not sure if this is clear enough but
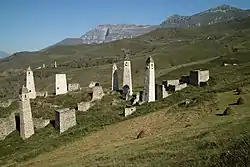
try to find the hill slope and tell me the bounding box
[0,51,9,59]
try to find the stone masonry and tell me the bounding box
[189,70,210,86]
[123,55,133,96]
[155,84,169,100]
[77,101,93,112]
[124,106,136,117]
[19,86,35,140]
[169,83,187,91]
[143,56,155,102]
[0,112,16,140]
[91,86,104,101]
[112,63,119,91]
[55,108,76,133]
[26,67,36,99]
[68,83,80,92]
[55,74,68,95]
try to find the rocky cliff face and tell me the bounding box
[161,5,250,28]
[55,24,157,46]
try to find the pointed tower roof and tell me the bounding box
[19,85,29,94]
[27,66,32,71]
[113,63,117,69]
[146,56,154,64]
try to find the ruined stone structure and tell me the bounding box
[111,63,119,91]
[91,86,104,101]
[19,86,35,140]
[36,91,48,98]
[68,83,80,92]
[89,81,98,88]
[55,108,76,133]
[26,67,36,99]
[189,70,210,86]
[33,118,50,130]
[123,55,133,95]
[77,101,93,112]
[54,61,57,68]
[163,79,180,86]
[155,84,169,100]
[42,64,46,68]
[55,74,68,95]
[124,106,136,117]
[169,83,187,91]
[132,92,140,105]
[143,56,155,102]
[0,113,16,140]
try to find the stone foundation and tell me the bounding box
[68,83,80,92]
[169,83,187,91]
[124,106,136,117]
[0,113,16,140]
[55,108,76,133]
[77,101,93,112]
[91,86,104,101]
[33,118,50,130]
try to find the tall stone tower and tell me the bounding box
[55,74,68,95]
[143,56,155,102]
[112,63,119,91]
[19,86,35,140]
[122,54,133,95]
[26,66,36,99]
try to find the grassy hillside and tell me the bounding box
[0,17,250,167]
[0,17,250,99]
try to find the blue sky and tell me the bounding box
[0,0,250,54]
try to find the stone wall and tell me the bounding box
[77,101,93,112]
[0,113,16,140]
[68,83,80,92]
[55,108,76,133]
[91,86,104,101]
[163,79,180,86]
[169,83,187,91]
[124,106,136,117]
[36,91,48,98]
[155,84,169,100]
[189,70,209,86]
[33,118,50,130]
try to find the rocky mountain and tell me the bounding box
[161,4,250,28]
[54,24,157,46]
[0,51,9,59]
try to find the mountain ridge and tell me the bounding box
[0,51,9,59]
[161,4,250,28]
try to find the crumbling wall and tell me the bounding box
[169,83,187,91]
[91,86,104,101]
[33,118,50,130]
[55,108,76,133]
[36,91,48,98]
[68,83,80,92]
[155,84,169,100]
[124,106,136,117]
[0,113,16,140]
[77,101,93,112]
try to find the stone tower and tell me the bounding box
[112,63,119,91]
[143,56,155,102]
[55,74,68,95]
[26,66,36,99]
[122,54,133,95]
[19,86,34,140]
[54,61,57,68]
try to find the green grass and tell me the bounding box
[0,17,250,166]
